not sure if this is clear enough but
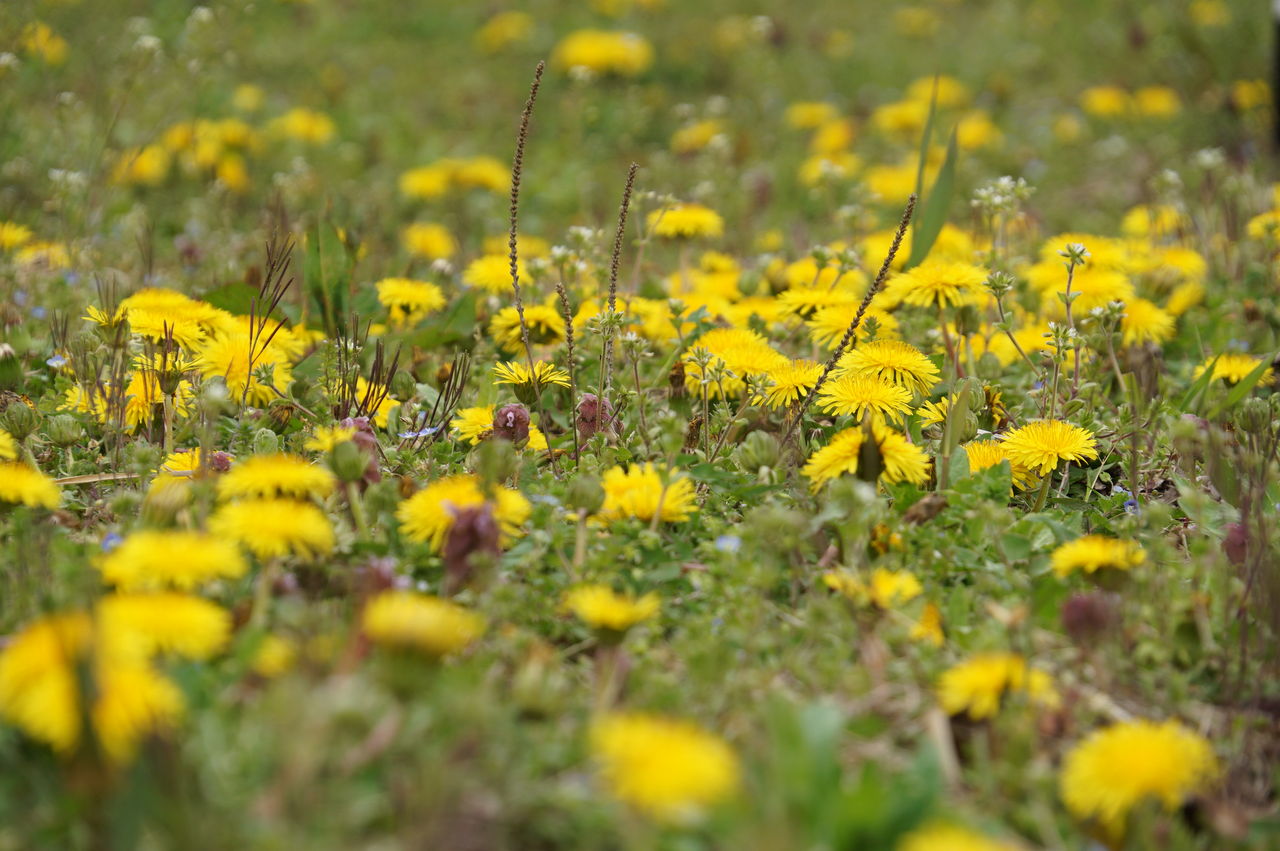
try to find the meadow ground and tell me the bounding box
[0,1,1279,848]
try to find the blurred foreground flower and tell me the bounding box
[362,591,484,658]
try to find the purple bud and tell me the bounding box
[1061,592,1116,645]
[442,503,501,594]
[576,393,618,443]
[492,403,531,447]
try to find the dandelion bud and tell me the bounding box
[576,393,618,443]
[492,403,531,448]
[338,416,381,486]
[46,413,83,447]
[565,474,605,514]
[208,451,233,473]
[734,430,780,472]
[0,399,39,441]
[1223,522,1247,567]
[389,369,416,401]
[1061,592,1116,645]
[330,439,372,484]
[668,361,687,399]
[1234,397,1272,435]
[251,427,279,456]
[442,503,501,594]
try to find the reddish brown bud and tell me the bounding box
[576,393,618,443]
[1061,592,1116,645]
[442,503,501,594]
[492,403,531,447]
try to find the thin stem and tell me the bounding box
[1032,469,1053,512]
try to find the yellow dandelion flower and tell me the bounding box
[21,22,68,65]
[0,461,60,509]
[1119,298,1175,347]
[195,325,294,406]
[590,713,739,824]
[0,222,35,252]
[0,430,17,460]
[823,567,922,609]
[250,634,297,678]
[464,254,529,295]
[909,602,945,647]
[898,822,1019,851]
[1051,535,1146,578]
[807,304,899,347]
[1164,281,1204,317]
[268,107,336,144]
[1060,719,1219,839]
[883,261,988,309]
[1134,86,1181,118]
[396,473,531,551]
[784,101,840,130]
[15,240,70,269]
[216,453,334,502]
[452,405,497,444]
[798,152,863,186]
[563,586,660,632]
[810,117,856,154]
[0,612,92,754]
[91,663,184,765]
[683,328,788,399]
[1194,352,1275,386]
[906,75,971,108]
[671,119,725,155]
[757,359,823,410]
[838,340,941,396]
[476,10,535,53]
[938,652,1059,720]
[489,304,564,353]
[998,420,1098,475]
[803,425,931,491]
[956,110,1003,150]
[492,360,571,389]
[99,593,231,661]
[401,222,457,259]
[375,277,446,326]
[1080,85,1132,117]
[777,284,859,318]
[209,498,335,560]
[111,145,171,186]
[399,162,452,199]
[647,204,724,240]
[817,374,913,423]
[962,440,1037,491]
[305,424,357,452]
[551,29,654,77]
[599,464,697,524]
[1190,0,1231,27]
[871,99,929,137]
[362,591,484,657]
[97,529,248,591]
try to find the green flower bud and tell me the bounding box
[1235,397,1272,435]
[47,414,84,447]
[389,369,416,401]
[330,439,372,484]
[734,430,780,472]
[0,400,39,441]
[565,474,605,514]
[474,438,518,489]
[252,427,279,455]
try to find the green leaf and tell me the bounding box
[913,76,940,200]
[1177,353,1219,413]
[1206,353,1275,420]
[904,127,959,270]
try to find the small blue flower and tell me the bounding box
[398,426,440,439]
[530,493,561,507]
[46,354,68,369]
[101,532,124,553]
[1032,380,1044,390]
[30,306,46,320]
[13,290,27,307]
[1123,499,1139,514]
[714,534,741,553]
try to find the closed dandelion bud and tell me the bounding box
[512,381,539,407]
[475,438,518,488]
[735,430,780,471]
[442,503,501,593]
[954,304,981,337]
[0,400,39,441]
[668,361,687,399]
[47,413,83,447]
[252,427,279,456]
[339,416,382,486]
[511,643,567,719]
[576,393,618,443]
[1061,592,1116,645]
[1235,397,1271,435]
[565,473,605,514]
[330,439,372,484]
[856,421,885,484]
[492,403,531,448]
